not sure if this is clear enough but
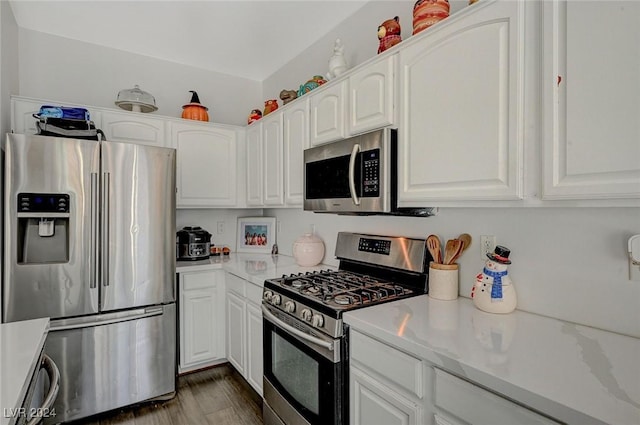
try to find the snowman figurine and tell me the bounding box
[471,245,517,314]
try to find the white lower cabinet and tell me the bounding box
[178,269,226,373]
[350,330,560,425]
[351,367,423,425]
[225,272,263,396]
[350,330,427,425]
[433,368,560,425]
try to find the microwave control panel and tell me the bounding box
[362,149,380,197]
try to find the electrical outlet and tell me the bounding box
[480,235,496,260]
[217,221,224,234]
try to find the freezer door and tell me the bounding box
[3,134,100,322]
[43,304,177,424]
[100,142,176,311]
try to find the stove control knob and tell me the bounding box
[311,314,324,328]
[284,300,296,313]
[301,309,312,322]
[271,294,282,306]
[263,291,273,302]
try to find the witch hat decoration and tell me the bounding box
[189,90,201,104]
[182,90,209,121]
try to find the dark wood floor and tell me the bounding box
[72,364,263,425]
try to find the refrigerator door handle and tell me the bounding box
[90,172,99,289]
[101,172,110,287]
[50,307,164,331]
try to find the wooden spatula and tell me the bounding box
[458,233,472,254]
[443,239,464,265]
[426,234,442,264]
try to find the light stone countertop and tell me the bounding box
[1,318,50,425]
[343,295,640,425]
[176,253,334,286]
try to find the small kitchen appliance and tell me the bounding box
[176,226,211,260]
[262,232,432,425]
[303,128,436,217]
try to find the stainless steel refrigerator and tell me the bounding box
[3,133,177,424]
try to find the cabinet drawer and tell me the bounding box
[181,270,218,291]
[246,282,263,305]
[226,272,247,297]
[434,368,560,425]
[350,330,423,399]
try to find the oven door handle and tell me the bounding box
[348,143,361,206]
[262,305,334,351]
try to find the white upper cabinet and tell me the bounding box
[101,110,167,147]
[262,113,285,206]
[309,80,347,146]
[398,0,525,204]
[348,55,397,136]
[246,122,264,206]
[170,121,238,207]
[283,98,310,206]
[542,0,640,200]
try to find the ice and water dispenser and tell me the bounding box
[17,193,70,263]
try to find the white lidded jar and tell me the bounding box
[292,233,325,267]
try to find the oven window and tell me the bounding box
[272,332,320,414]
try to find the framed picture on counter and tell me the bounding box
[236,216,276,254]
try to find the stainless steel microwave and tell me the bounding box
[303,127,420,216]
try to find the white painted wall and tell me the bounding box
[261,0,468,101]
[177,208,264,253]
[266,207,640,338]
[17,29,262,127]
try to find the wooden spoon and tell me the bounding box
[443,238,464,265]
[426,234,442,264]
[458,233,472,254]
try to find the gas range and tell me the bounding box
[263,232,432,338]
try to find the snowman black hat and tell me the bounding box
[487,245,511,264]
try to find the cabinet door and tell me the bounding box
[246,302,264,396]
[246,123,263,206]
[283,99,309,206]
[398,1,524,203]
[101,111,167,147]
[226,291,246,375]
[171,121,237,207]
[542,1,640,200]
[309,81,347,146]
[180,270,226,371]
[262,113,285,206]
[351,366,423,425]
[349,55,396,136]
[11,96,103,135]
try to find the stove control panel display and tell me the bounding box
[358,238,391,255]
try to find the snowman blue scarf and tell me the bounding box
[483,267,508,300]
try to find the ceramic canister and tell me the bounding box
[428,261,459,300]
[292,233,325,267]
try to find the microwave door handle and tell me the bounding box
[348,143,361,206]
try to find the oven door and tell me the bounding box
[262,305,346,425]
